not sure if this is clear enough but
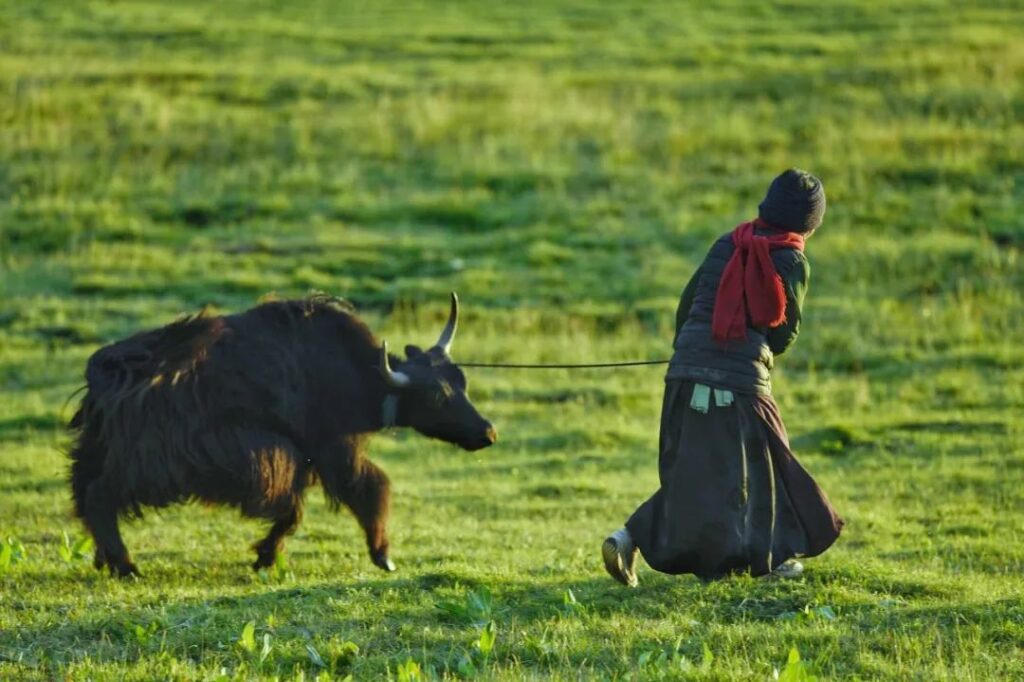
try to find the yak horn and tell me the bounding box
[434,292,459,355]
[380,341,412,388]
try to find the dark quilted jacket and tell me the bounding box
[666,230,809,395]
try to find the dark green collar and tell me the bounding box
[381,394,400,428]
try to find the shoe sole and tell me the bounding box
[602,539,638,587]
[770,561,804,579]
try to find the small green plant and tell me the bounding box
[0,537,28,574]
[237,620,257,655]
[57,531,93,564]
[131,620,162,649]
[475,621,497,660]
[455,621,498,678]
[259,632,273,665]
[436,586,498,625]
[525,629,556,661]
[303,638,360,676]
[637,638,713,673]
[560,588,585,617]
[236,620,272,666]
[774,647,818,682]
[700,643,714,672]
[334,641,360,668]
[395,658,424,682]
[306,643,327,669]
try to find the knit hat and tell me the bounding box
[758,168,826,233]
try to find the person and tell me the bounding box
[603,169,843,586]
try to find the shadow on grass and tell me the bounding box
[0,570,665,671]
[0,478,66,495]
[4,555,1021,675]
[0,415,65,442]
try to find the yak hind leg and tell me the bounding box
[70,426,111,571]
[242,436,307,569]
[335,459,394,572]
[83,478,139,578]
[252,505,303,571]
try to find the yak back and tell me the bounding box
[84,295,376,401]
[85,312,226,396]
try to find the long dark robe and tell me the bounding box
[626,380,843,580]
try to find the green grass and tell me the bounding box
[1,0,1023,679]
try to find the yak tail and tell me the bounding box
[68,400,106,520]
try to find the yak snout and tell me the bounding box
[468,421,498,451]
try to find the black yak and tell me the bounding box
[68,293,496,577]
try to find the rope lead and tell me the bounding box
[459,360,670,369]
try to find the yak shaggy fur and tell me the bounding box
[69,296,406,577]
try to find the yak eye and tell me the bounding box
[429,382,454,408]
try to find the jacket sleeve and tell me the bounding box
[675,267,702,334]
[766,254,810,355]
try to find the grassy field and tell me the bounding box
[2,0,1023,679]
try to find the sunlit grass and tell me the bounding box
[1,0,1023,679]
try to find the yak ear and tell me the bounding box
[405,344,424,359]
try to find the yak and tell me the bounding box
[68,292,496,577]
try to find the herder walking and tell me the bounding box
[603,169,843,586]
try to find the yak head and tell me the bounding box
[379,293,497,452]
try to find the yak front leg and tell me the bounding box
[347,460,394,571]
[320,450,394,572]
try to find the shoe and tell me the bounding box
[773,559,804,579]
[602,528,639,587]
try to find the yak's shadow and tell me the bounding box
[0,570,660,671]
[0,560,716,669]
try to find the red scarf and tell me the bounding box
[711,219,805,344]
